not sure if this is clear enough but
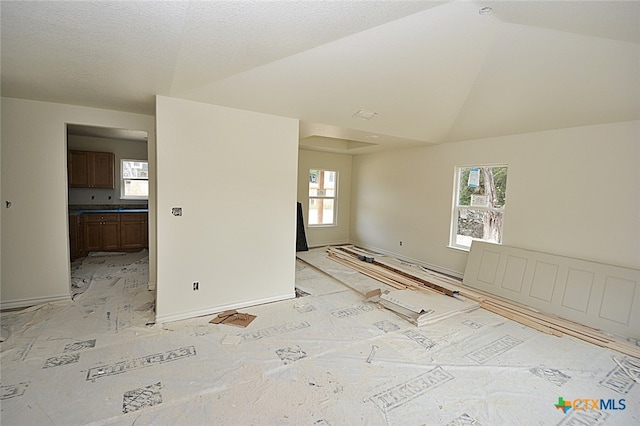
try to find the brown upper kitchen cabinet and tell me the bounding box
[68,150,115,189]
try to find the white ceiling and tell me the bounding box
[2,1,639,153]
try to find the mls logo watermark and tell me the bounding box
[555,396,626,414]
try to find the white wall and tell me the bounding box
[155,96,298,323]
[297,149,352,247]
[0,97,155,308]
[67,135,148,206]
[351,120,640,276]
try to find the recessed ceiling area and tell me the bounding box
[299,120,426,154]
[298,136,378,153]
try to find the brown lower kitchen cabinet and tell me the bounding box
[84,213,121,252]
[69,214,85,261]
[71,212,148,258]
[120,213,148,249]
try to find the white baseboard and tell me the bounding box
[1,293,71,311]
[155,292,296,325]
[348,241,464,280]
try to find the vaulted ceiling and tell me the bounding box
[2,1,639,153]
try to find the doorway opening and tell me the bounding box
[66,124,154,324]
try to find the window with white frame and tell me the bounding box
[450,165,508,250]
[308,169,337,226]
[121,159,148,200]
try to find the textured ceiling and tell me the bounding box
[2,1,639,153]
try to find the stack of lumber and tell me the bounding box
[327,246,459,296]
[327,246,640,359]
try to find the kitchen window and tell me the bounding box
[121,159,148,200]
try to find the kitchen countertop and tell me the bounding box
[70,208,148,215]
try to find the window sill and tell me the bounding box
[447,245,470,253]
[448,240,502,253]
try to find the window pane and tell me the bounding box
[124,179,149,197]
[320,199,335,224]
[456,208,503,247]
[322,171,336,189]
[458,166,507,208]
[308,198,335,225]
[123,160,148,179]
[308,198,319,225]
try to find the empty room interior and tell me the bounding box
[1,1,639,425]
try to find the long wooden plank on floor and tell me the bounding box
[330,250,452,294]
[325,245,640,359]
[332,246,458,296]
[481,298,609,341]
[481,300,609,343]
[480,301,563,337]
[454,284,626,348]
[483,298,640,358]
[329,250,412,289]
[327,252,407,290]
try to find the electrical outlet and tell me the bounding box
[172,207,183,216]
[400,241,403,246]
[193,282,199,291]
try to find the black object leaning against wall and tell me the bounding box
[296,202,308,252]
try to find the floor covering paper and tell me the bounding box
[1,248,638,425]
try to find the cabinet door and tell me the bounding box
[120,220,146,249]
[77,215,85,258]
[102,221,121,250]
[68,151,89,187]
[69,215,78,260]
[70,215,86,259]
[84,221,103,252]
[84,214,120,252]
[91,152,115,189]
